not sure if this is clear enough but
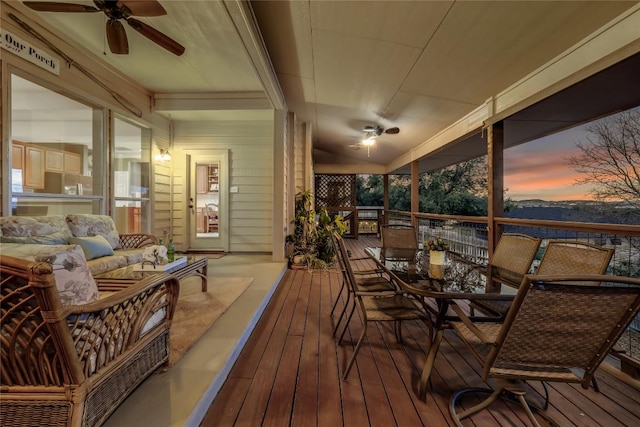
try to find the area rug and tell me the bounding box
[186,252,226,259]
[167,275,253,367]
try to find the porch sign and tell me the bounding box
[1,29,60,75]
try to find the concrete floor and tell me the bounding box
[103,254,287,427]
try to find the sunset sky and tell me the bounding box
[504,125,595,201]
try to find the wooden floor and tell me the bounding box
[202,236,640,426]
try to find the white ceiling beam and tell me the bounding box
[154,92,271,111]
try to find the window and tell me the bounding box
[113,117,150,233]
[10,74,104,216]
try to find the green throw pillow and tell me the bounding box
[70,235,114,260]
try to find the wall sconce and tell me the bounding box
[155,148,171,161]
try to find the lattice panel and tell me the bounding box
[315,175,356,208]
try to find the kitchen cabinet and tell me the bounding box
[24,145,45,189]
[45,149,82,174]
[12,144,24,170]
[196,208,206,233]
[64,152,82,175]
[196,164,219,194]
[45,149,64,173]
[196,165,208,194]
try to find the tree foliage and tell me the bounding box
[419,158,488,215]
[568,108,640,210]
[356,175,384,206]
[355,157,516,216]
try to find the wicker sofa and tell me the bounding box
[0,214,158,276]
[0,214,179,426]
[0,254,180,427]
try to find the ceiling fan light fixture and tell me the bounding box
[362,136,376,146]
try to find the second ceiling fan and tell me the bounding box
[362,125,400,136]
[23,0,185,56]
[349,124,400,157]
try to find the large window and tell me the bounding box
[10,74,104,216]
[113,117,150,233]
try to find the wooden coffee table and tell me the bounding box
[95,255,209,292]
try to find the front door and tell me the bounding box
[188,152,228,251]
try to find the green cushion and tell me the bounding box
[69,235,114,260]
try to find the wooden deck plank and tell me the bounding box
[317,270,345,427]
[262,335,303,427]
[203,237,640,427]
[231,270,296,379]
[291,270,320,427]
[200,377,251,426]
[233,270,304,426]
[342,316,399,426]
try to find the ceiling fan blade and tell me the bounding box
[384,127,400,134]
[119,0,167,17]
[23,1,100,13]
[106,19,129,54]
[126,17,185,56]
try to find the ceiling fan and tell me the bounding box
[22,0,185,56]
[350,124,400,156]
[361,125,400,136]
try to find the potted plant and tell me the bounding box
[425,237,449,279]
[286,189,346,269]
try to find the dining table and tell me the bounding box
[364,246,519,399]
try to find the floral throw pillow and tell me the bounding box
[66,214,120,250]
[0,243,99,306]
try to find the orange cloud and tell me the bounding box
[504,132,595,200]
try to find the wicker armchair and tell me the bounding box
[449,274,640,427]
[0,255,180,427]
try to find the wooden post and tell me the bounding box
[383,174,389,227]
[411,160,420,226]
[487,121,504,260]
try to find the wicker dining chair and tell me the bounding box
[449,274,640,427]
[335,236,430,380]
[328,233,392,336]
[472,238,614,318]
[380,224,418,250]
[469,233,541,317]
[536,240,614,277]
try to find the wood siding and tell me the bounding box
[151,121,172,240]
[172,119,274,253]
